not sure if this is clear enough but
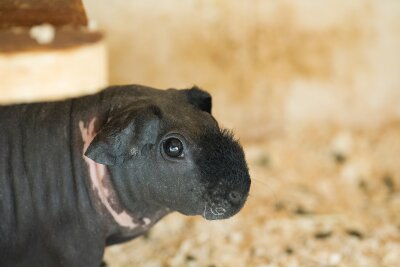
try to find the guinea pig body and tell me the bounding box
[0,85,251,267]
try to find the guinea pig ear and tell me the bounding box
[85,105,162,166]
[185,86,212,114]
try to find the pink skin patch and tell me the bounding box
[79,118,151,229]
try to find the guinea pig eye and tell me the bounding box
[163,137,184,158]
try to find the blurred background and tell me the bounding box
[1,0,400,266]
[83,1,400,266]
[83,0,400,135]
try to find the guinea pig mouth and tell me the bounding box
[200,188,250,220]
[202,202,237,220]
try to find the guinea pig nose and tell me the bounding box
[229,191,242,204]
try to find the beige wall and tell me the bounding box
[83,0,400,140]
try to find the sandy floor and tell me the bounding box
[105,123,400,267]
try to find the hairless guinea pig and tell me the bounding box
[0,84,251,267]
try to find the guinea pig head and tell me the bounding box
[85,87,251,220]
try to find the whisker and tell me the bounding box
[249,178,279,202]
[247,193,267,200]
[203,203,207,218]
[252,178,270,188]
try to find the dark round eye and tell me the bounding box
[163,137,184,158]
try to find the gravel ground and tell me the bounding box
[105,122,400,267]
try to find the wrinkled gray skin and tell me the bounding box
[0,85,251,267]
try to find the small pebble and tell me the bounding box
[314,231,333,240]
[256,154,270,167]
[274,201,286,211]
[328,253,342,266]
[293,206,314,216]
[383,175,395,193]
[331,132,352,156]
[332,152,347,164]
[341,165,360,184]
[358,179,368,191]
[142,231,151,240]
[345,229,364,239]
[229,232,244,244]
[186,254,196,261]
[285,246,294,254]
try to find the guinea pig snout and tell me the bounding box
[203,203,227,220]
[202,190,247,220]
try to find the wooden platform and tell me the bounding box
[0,0,87,29]
[0,0,107,104]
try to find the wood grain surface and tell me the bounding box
[0,0,87,28]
